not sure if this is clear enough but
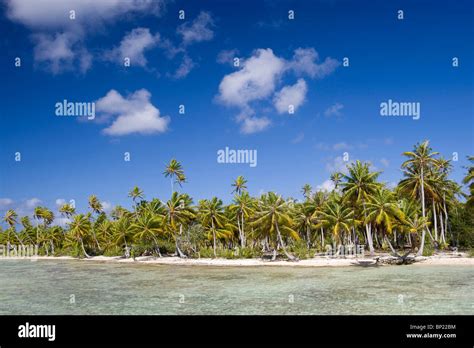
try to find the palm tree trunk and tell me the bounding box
[15,232,24,247]
[439,213,446,244]
[79,238,91,258]
[150,235,162,257]
[211,220,217,258]
[274,222,297,261]
[366,223,375,255]
[384,235,397,254]
[306,226,311,249]
[443,193,448,243]
[320,227,325,247]
[176,224,187,258]
[241,213,246,247]
[432,198,438,241]
[418,165,427,256]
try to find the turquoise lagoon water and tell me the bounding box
[0,260,472,315]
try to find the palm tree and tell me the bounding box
[317,201,354,247]
[128,186,144,220]
[232,175,248,195]
[294,202,317,248]
[228,191,254,247]
[404,215,431,254]
[59,203,76,219]
[3,209,23,247]
[463,156,474,206]
[68,214,92,258]
[88,195,103,251]
[330,172,343,190]
[88,195,103,215]
[308,190,329,247]
[112,217,133,257]
[364,189,405,253]
[252,192,299,261]
[301,184,312,200]
[128,186,144,207]
[164,159,185,194]
[401,140,439,255]
[198,197,233,257]
[163,192,195,258]
[33,207,54,254]
[131,213,164,257]
[341,160,380,255]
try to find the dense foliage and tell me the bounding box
[1,141,473,259]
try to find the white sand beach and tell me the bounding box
[3,252,473,267]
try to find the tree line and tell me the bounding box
[1,141,473,260]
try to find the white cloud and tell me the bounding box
[240,117,271,134]
[101,201,113,214]
[316,179,335,192]
[324,103,344,117]
[25,198,42,209]
[0,198,14,210]
[217,47,339,134]
[53,217,70,227]
[95,89,170,136]
[380,158,390,167]
[291,132,305,144]
[217,49,239,65]
[325,156,349,174]
[55,198,66,207]
[333,142,351,151]
[217,48,285,108]
[287,48,339,78]
[177,11,214,45]
[105,28,159,67]
[273,79,307,114]
[173,55,195,79]
[32,32,92,74]
[5,0,164,73]
[5,0,164,29]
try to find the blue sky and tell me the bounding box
[0,0,473,223]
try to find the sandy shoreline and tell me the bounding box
[1,252,472,267]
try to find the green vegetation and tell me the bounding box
[1,141,473,259]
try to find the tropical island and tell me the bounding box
[1,141,473,267]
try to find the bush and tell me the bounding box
[422,241,434,256]
[289,240,315,260]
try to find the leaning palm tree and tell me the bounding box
[401,140,439,255]
[59,203,76,220]
[88,195,103,215]
[164,159,185,194]
[88,195,103,251]
[232,175,248,195]
[68,214,92,258]
[252,192,299,261]
[3,209,23,247]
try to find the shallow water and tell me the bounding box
[0,260,473,315]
